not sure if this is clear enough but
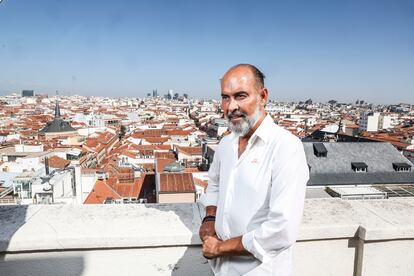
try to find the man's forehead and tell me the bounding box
[223,75,249,90]
[222,69,255,90]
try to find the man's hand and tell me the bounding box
[199,220,216,241]
[202,235,250,259]
[202,235,222,259]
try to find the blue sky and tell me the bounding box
[0,0,413,103]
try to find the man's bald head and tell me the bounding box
[222,64,265,90]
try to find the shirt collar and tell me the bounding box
[250,113,273,144]
[230,113,274,144]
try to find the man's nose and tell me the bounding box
[228,98,239,113]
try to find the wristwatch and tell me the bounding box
[202,215,216,224]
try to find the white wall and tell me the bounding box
[1,199,414,276]
[15,144,44,153]
[381,115,392,129]
[80,174,96,202]
[366,115,379,132]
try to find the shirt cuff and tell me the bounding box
[199,193,218,207]
[242,231,270,263]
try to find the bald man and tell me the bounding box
[199,64,309,275]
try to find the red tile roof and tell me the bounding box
[154,145,172,151]
[184,167,201,173]
[156,158,176,172]
[46,155,71,169]
[193,177,208,190]
[131,130,166,138]
[108,177,144,198]
[154,151,176,159]
[97,131,117,144]
[143,137,169,144]
[133,144,171,151]
[166,129,190,136]
[176,146,202,156]
[84,179,122,204]
[346,124,359,129]
[159,173,195,193]
[120,151,138,159]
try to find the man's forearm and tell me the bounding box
[218,236,250,256]
[205,205,217,217]
[199,205,217,242]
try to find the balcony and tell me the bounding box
[0,198,413,276]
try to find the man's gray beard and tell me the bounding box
[226,104,262,137]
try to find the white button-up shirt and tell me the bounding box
[200,114,309,276]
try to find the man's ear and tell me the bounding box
[259,88,269,106]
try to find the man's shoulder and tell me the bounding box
[270,123,302,149]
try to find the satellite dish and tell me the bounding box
[42,183,52,191]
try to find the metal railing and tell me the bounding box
[0,186,13,198]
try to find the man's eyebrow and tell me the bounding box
[221,91,248,96]
[234,91,248,95]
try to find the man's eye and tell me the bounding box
[221,96,229,100]
[235,95,246,100]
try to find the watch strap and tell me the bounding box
[202,215,216,224]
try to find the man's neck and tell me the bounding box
[239,112,267,143]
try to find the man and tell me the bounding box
[199,64,309,276]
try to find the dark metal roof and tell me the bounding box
[39,119,75,133]
[39,99,75,133]
[303,142,414,186]
[308,172,414,186]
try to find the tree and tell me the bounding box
[119,125,127,140]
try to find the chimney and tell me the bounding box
[45,157,50,175]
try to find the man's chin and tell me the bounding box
[229,122,243,130]
[229,125,250,136]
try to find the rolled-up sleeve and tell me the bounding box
[242,140,309,262]
[200,145,221,207]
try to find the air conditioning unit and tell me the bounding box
[96,171,108,180]
[138,198,147,203]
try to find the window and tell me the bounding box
[313,143,327,157]
[392,162,412,172]
[351,162,368,172]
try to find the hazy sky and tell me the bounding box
[0,0,413,104]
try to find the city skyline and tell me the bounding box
[1,0,414,104]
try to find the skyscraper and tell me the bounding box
[22,90,34,97]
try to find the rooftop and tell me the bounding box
[304,142,414,186]
[159,173,195,193]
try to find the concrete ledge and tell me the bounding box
[1,198,414,253]
[299,198,414,241]
[0,203,202,252]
